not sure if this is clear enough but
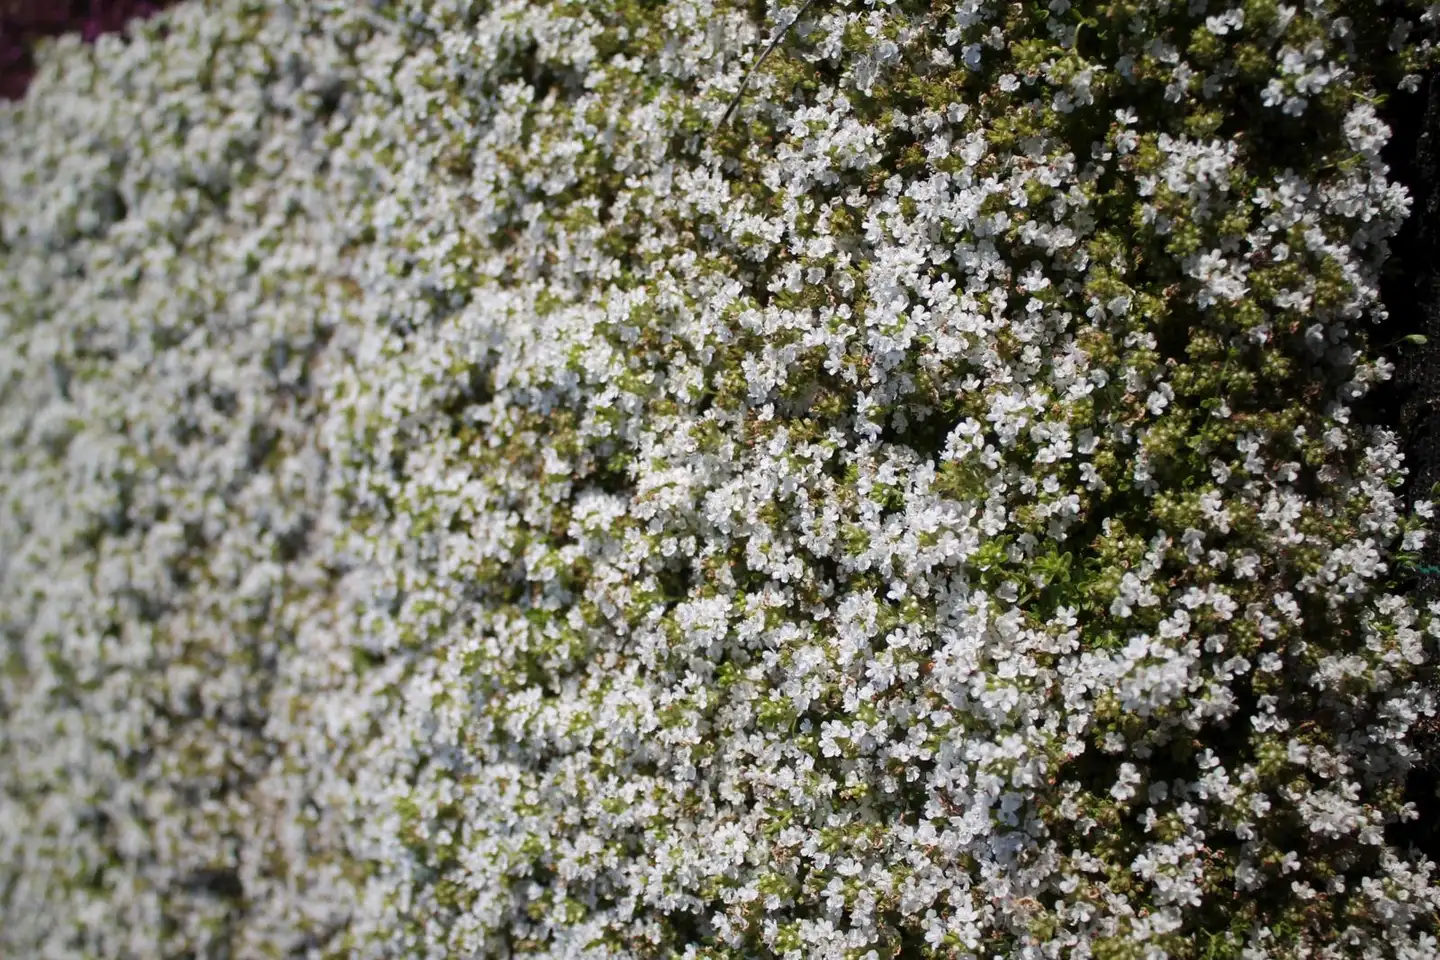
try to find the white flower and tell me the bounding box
[1,0,1435,957]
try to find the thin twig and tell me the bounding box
[714,0,819,138]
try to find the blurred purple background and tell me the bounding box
[1,1,174,100]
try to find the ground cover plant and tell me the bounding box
[3,0,1440,957]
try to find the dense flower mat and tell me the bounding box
[3,0,1440,957]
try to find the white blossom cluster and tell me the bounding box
[3,0,1440,957]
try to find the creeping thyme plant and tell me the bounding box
[4,0,1440,957]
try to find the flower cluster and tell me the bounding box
[3,0,1440,958]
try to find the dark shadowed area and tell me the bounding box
[1377,65,1440,865]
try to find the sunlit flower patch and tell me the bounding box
[3,1,1440,957]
